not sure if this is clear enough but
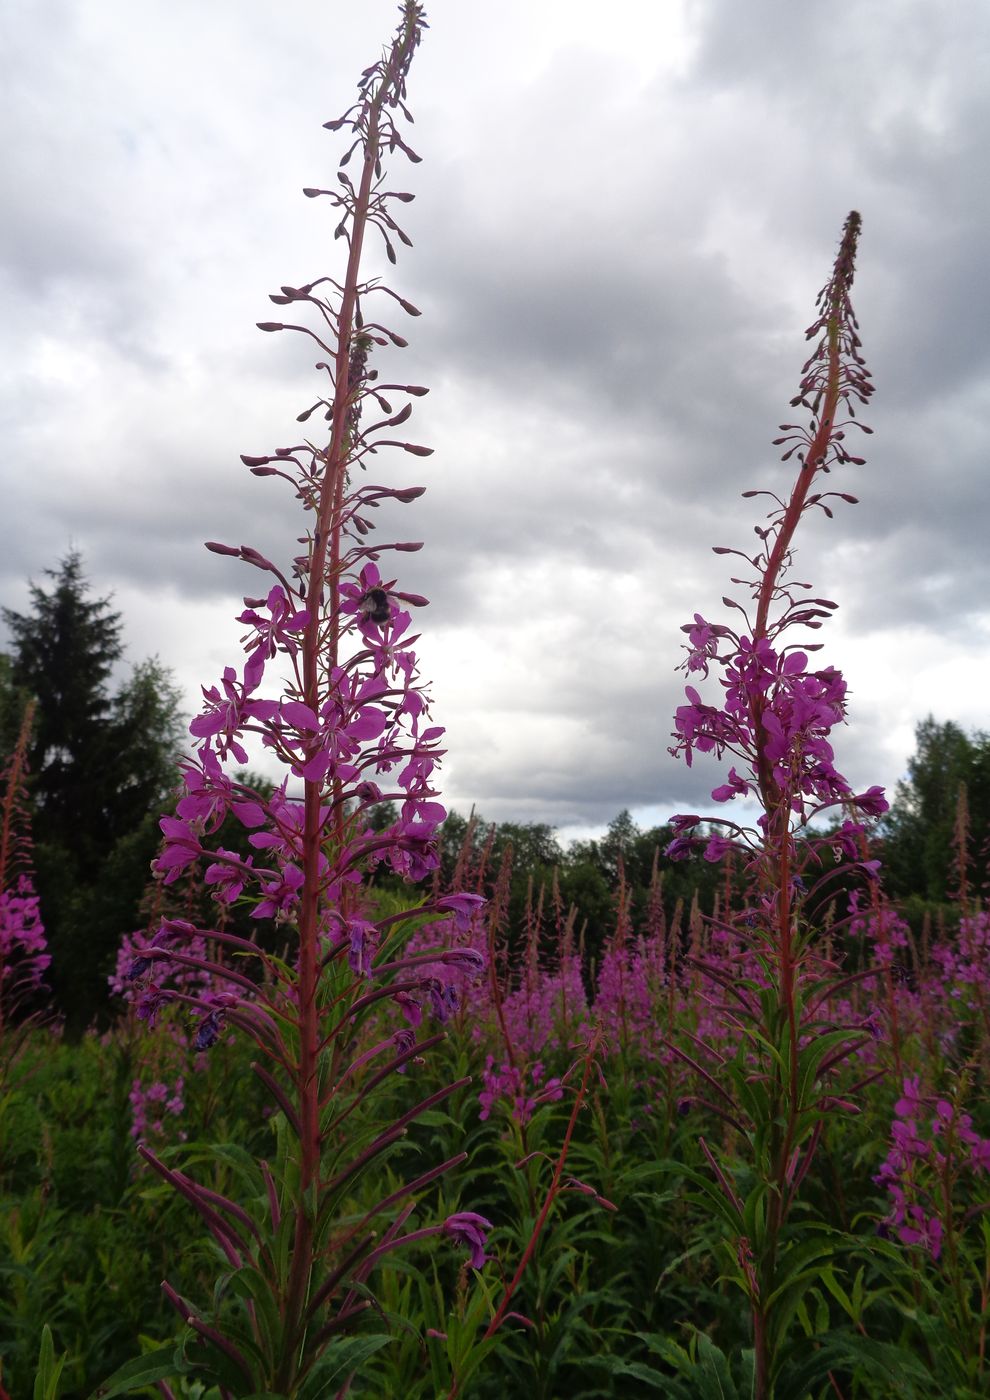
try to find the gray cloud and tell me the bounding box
[1,0,987,837]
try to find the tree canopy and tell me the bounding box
[880,716,990,904]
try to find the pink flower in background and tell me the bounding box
[0,876,49,989]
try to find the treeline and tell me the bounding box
[431,807,727,970]
[1,553,986,1030]
[879,715,990,906]
[410,719,990,971]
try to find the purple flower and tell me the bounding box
[391,1027,417,1072]
[189,665,260,765]
[433,893,487,934]
[204,849,254,904]
[440,947,486,977]
[854,786,889,817]
[346,917,379,978]
[711,767,751,804]
[0,877,49,988]
[427,977,459,1023]
[136,986,173,1027]
[155,816,204,885]
[665,833,697,861]
[442,1212,492,1269]
[253,863,304,919]
[830,819,865,861]
[236,585,309,660]
[702,834,735,863]
[393,990,423,1027]
[899,1207,943,1261]
[894,1076,925,1119]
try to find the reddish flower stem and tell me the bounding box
[487,1035,599,1338]
[276,15,423,1389]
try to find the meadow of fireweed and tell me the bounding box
[1,5,988,1400]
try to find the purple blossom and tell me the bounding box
[433,893,487,934]
[898,1207,943,1261]
[130,1076,186,1141]
[135,986,173,1028]
[393,989,423,1027]
[189,665,262,765]
[875,1076,990,1263]
[154,816,204,885]
[391,1027,417,1071]
[253,863,305,920]
[345,917,379,978]
[478,1057,564,1126]
[237,586,309,660]
[680,613,729,678]
[854,786,889,817]
[440,946,486,977]
[665,834,697,862]
[441,1212,492,1269]
[0,877,50,988]
[427,977,460,1023]
[204,848,254,904]
[702,835,735,863]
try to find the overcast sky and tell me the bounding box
[2,0,988,842]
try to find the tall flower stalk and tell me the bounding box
[0,700,49,1038]
[667,213,888,1395]
[103,8,492,1396]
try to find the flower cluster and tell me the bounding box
[478,1055,563,1126]
[0,702,50,1010]
[155,560,449,939]
[493,958,589,1061]
[129,1076,186,1142]
[671,641,888,828]
[667,214,886,864]
[0,875,49,992]
[875,1076,990,1260]
[929,910,990,1011]
[848,891,911,969]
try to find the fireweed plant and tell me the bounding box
[0,700,50,1038]
[666,213,896,1395]
[101,8,494,1397]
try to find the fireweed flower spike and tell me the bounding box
[670,214,882,848]
[0,701,50,1032]
[666,214,891,1398]
[108,8,486,1397]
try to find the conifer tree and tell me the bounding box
[1,550,184,1027]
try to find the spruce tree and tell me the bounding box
[1,551,184,1029]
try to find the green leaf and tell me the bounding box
[604,1359,682,1392]
[226,1266,280,1361]
[695,1332,741,1398]
[34,1324,66,1400]
[86,1345,186,1400]
[796,1028,859,1108]
[298,1334,393,1399]
[776,1331,930,1400]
